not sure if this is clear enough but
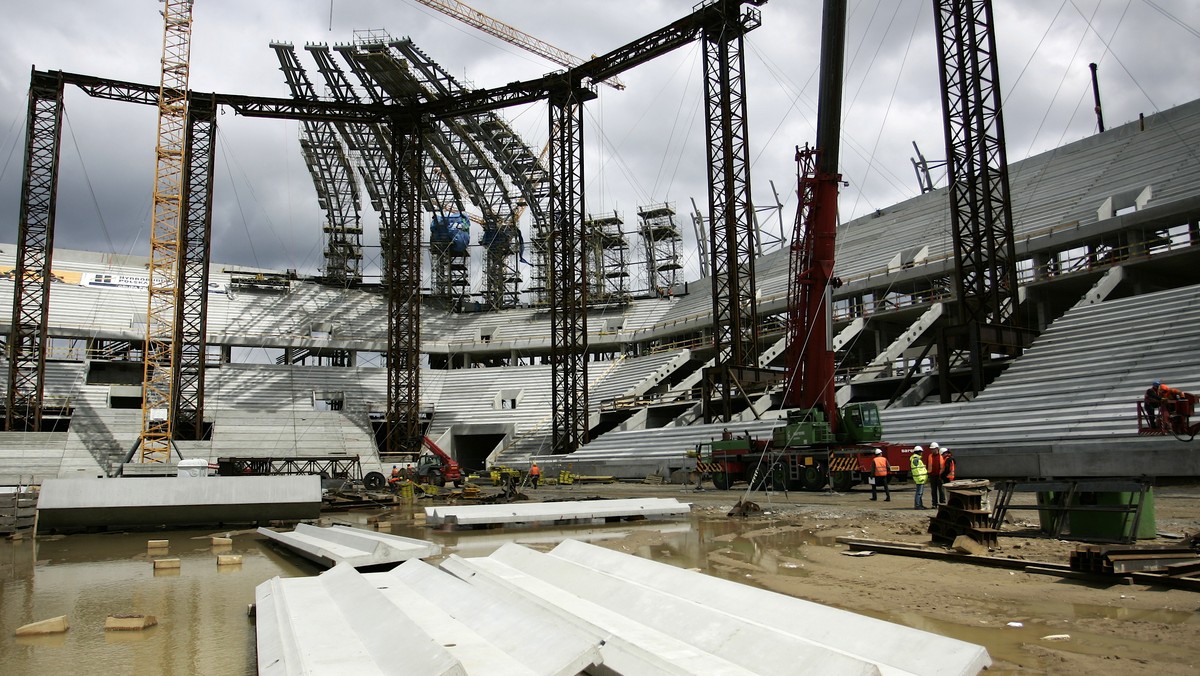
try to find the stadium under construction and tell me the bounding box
[3,0,1200,492]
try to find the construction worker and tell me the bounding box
[927,442,945,505]
[388,465,402,492]
[1144,379,1180,428]
[870,449,890,502]
[910,446,928,510]
[529,462,541,489]
[941,449,956,484]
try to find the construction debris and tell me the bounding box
[727,499,761,517]
[1070,543,1200,575]
[153,558,181,570]
[105,614,157,631]
[15,616,69,636]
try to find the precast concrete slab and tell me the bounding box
[37,476,321,530]
[379,559,602,676]
[424,497,691,527]
[257,524,441,569]
[548,539,992,676]
[482,542,885,676]
[254,540,989,675]
[439,554,759,675]
[255,563,464,676]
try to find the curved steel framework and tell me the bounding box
[272,43,364,287]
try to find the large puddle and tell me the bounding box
[2,507,1195,673]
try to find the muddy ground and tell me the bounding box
[518,478,1200,675]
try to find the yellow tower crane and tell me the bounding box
[412,0,625,91]
[140,0,194,463]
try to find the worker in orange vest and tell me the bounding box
[927,442,945,505]
[869,449,890,502]
[529,462,541,489]
[941,449,956,483]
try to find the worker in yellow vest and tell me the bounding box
[910,446,928,510]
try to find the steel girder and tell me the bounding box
[704,4,762,377]
[171,94,217,440]
[272,44,364,287]
[5,70,64,432]
[548,91,590,454]
[933,0,1022,398]
[384,122,425,455]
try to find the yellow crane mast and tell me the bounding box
[412,0,625,90]
[140,0,194,463]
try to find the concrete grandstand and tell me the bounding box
[2,97,1199,486]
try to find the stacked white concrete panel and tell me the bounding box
[424,497,691,527]
[256,563,467,676]
[257,523,440,569]
[544,539,990,675]
[257,540,989,674]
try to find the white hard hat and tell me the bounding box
[913,445,923,452]
[929,442,940,450]
[874,449,883,455]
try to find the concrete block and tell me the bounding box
[952,535,988,555]
[15,615,69,636]
[105,614,157,631]
[217,554,243,566]
[153,558,181,570]
[211,536,233,546]
[147,539,169,549]
[257,524,440,569]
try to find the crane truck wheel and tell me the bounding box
[831,471,855,492]
[363,471,386,491]
[711,471,733,490]
[428,470,443,488]
[800,464,828,491]
[453,478,464,488]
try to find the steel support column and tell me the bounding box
[384,120,424,455]
[171,94,217,440]
[548,87,591,454]
[933,0,1023,401]
[703,4,761,422]
[5,70,64,432]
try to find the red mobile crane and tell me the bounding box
[697,0,917,491]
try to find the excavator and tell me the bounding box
[1137,388,1199,441]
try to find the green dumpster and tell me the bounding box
[1067,489,1156,540]
[1035,491,1061,534]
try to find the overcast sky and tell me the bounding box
[1,0,1197,287]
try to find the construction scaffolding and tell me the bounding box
[637,202,682,296]
[585,211,629,305]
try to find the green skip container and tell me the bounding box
[1067,489,1157,541]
